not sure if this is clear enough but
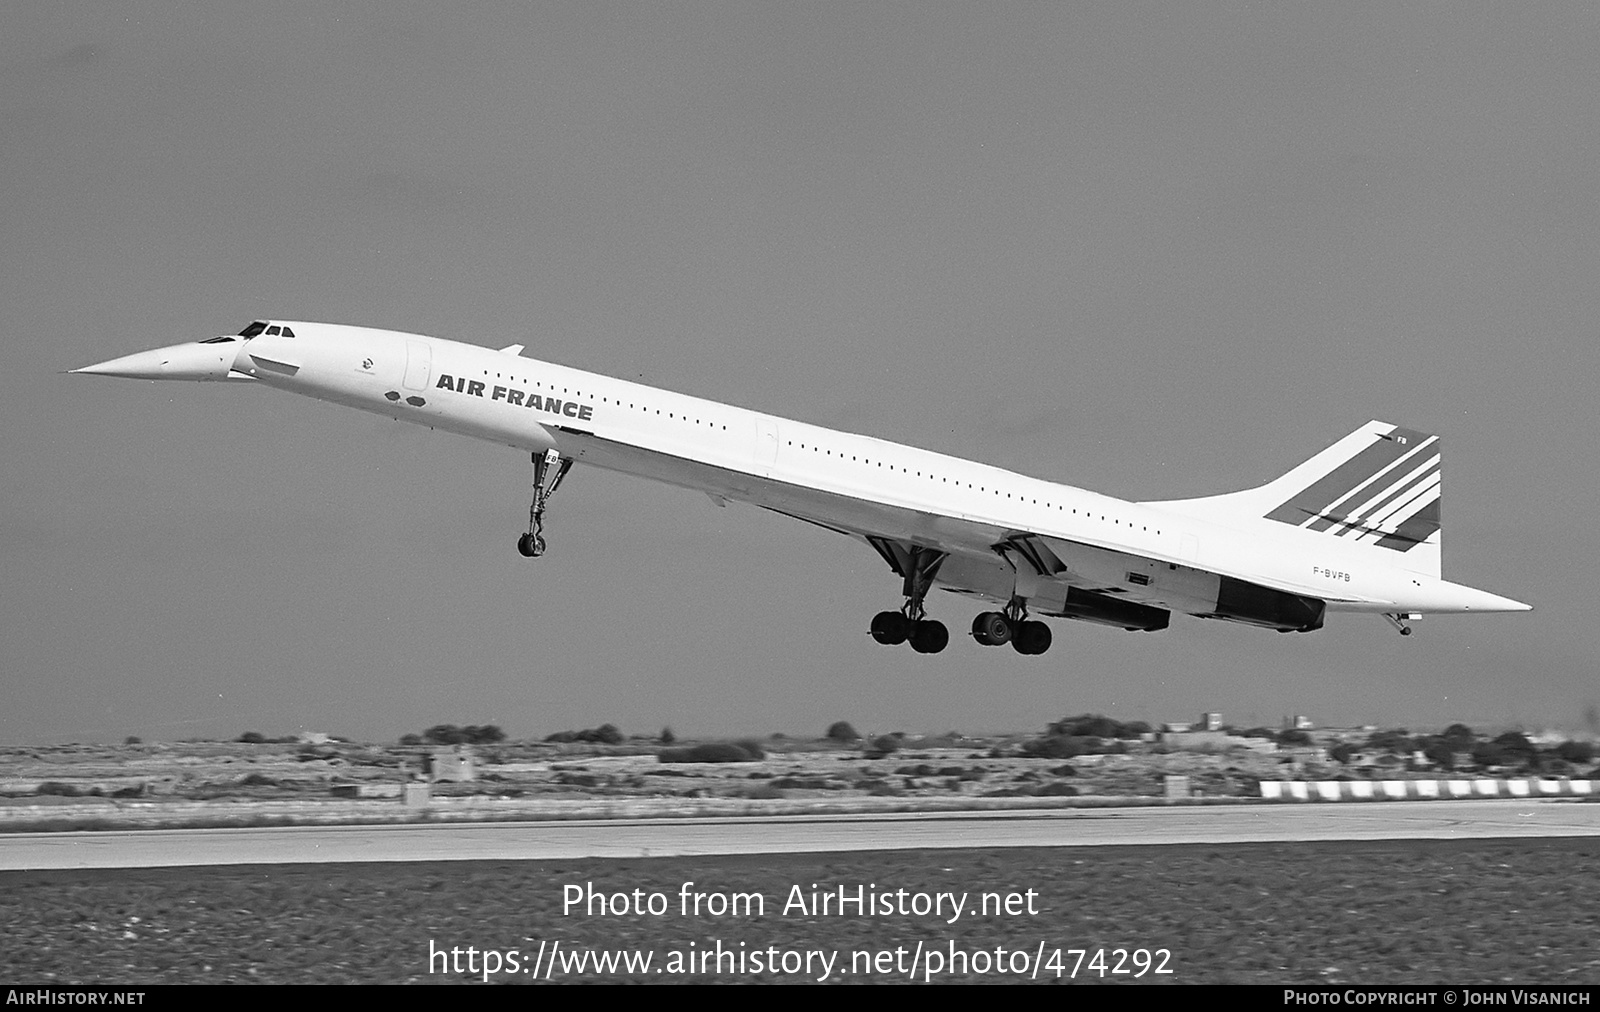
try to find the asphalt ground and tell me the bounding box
[3,836,1598,984]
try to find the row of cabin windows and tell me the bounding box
[482,369,728,430]
[478,368,1156,534]
[784,439,1162,535]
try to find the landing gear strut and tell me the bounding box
[517,448,573,558]
[972,599,1053,655]
[869,545,949,654]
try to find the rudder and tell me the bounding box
[1147,421,1443,577]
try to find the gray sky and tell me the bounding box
[4,2,1594,745]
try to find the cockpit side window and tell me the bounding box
[266,325,282,336]
[281,326,295,338]
[238,322,269,338]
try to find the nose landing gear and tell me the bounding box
[517,448,573,558]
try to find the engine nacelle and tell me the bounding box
[1206,577,1326,632]
[1046,587,1171,632]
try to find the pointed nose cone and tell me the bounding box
[73,341,247,381]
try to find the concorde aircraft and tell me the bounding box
[74,321,1530,655]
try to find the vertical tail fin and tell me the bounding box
[1147,421,1443,577]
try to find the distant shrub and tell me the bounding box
[542,724,622,745]
[1046,714,1148,739]
[1276,729,1313,747]
[422,724,506,745]
[1491,731,1536,762]
[1366,729,1414,753]
[1329,743,1359,764]
[1020,735,1109,759]
[659,742,762,763]
[826,721,860,742]
[236,732,267,744]
[1556,740,1596,764]
[660,727,676,745]
[582,724,623,745]
[732,738,767,761]
[864,735,901,758]
[1423,741,1456,770]
[1025,736,1079,759]
[238,773,276,787]
[1471,742,1513,768]
[35,782,81,797]
[398,733,422,746]
[123,736,142,746]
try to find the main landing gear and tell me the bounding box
[516,448,573,558]
[871,609,950,654]
[869,545,949,653]
[972,600,1053,655]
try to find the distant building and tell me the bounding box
[427,745,477,783]
[1201,712,1223,732]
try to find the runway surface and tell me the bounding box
[4,798,1598,870]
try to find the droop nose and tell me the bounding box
[72,341,250,381]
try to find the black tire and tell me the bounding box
[516,533,538,557]
[871,610,910,645]
[909,619,949,654]
[1012,620,1052,655]
[971,611,1011,646]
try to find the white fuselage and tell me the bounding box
[223,322,1521,622]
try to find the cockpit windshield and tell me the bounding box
[232,321,294,339]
